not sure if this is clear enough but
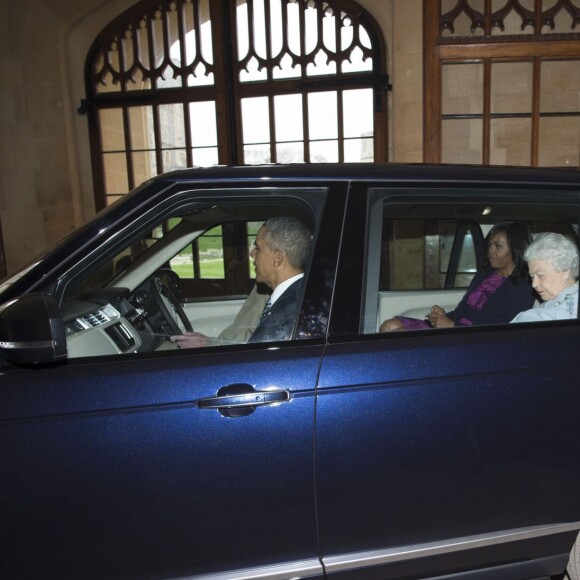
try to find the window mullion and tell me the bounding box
[123,107,135,191]
[177,0,187,86]
[153,104,163,173]
[184,102,193,167]
[303,92,310,162]
[337,90,344,163]
[531,56,541,167]
[269,96,277,163]
[146,12,157,89]
[215,0,238,164]
[483,58,491,165]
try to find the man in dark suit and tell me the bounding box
[247,217,311,343]
[171,216,311,347]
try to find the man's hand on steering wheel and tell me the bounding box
[150,275,193,335]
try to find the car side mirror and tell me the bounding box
[0,293,67,364]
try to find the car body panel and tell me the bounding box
[0,345,323,578]
[1,164,580,579]
[316,327,580,577]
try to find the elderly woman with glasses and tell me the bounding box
[512,232,579,323]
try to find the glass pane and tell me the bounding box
[304,5,318,54]
[128,106,154,150]
[126,68,148,92]
[157,65,182,89]
[440,228,477,274]
[192,147,219,167]
[167,8,182,71]
[236,0,250,61]
[247,221,262,277]
[342,19,372,72]
[103,153,129,194]
[199,226,225,279]
[251,0,267,61]
[308,92,337,140]
[269,0,283,57]
[276,142,304,163]
[442,119,483,164]
[322,6,336,52]
[274,94,303,141]
[540,60,580,113]
[186,62,215,86]
[310,140,338,162]
[170,247,194,279]
[189,101,218,146]
[244,144,271,164]
[539,117,580,167]
[183,15,197,68]
[442,63,483,116]
[490,119,531,166]
[306,49,337,77]
[239,56,268,82]
[136,23,151,71]
[96,71,121,95]
[159,104,186,148]
[491,62,533,114]
[242,97,270,144]
[100,109,125,152]
[344,138,373,162]
[344,89,373,138]
[273,53,301,80]
[287,0,301,55]
[342,45,372,73]
[132,151,157,185]
[162,149,187,172]
[236,0,268,85]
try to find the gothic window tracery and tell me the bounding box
[440,0,580,37]
[85,0,388,208]
[425,0,580,167]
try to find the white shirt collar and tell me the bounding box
[270,273,304,305]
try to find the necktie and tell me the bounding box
[260,299,272,321]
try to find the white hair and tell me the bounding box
[524,232,579,279]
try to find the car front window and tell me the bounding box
[57,189,324,358]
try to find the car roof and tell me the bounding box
[3,162,579,302]
[155,162,580,187]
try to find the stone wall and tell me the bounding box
[0,0,76,273]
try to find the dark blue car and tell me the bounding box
[1,163,580,580]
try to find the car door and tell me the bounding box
[0,181,347,580]
[315,182,580,579]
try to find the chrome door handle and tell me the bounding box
[197,390,290,410]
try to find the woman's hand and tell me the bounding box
[426,305,455,329]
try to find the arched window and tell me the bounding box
[84,0,389,208]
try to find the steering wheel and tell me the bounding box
[150,276,193,335]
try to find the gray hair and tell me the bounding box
[524,232,579,279]
[262,217,311,270]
